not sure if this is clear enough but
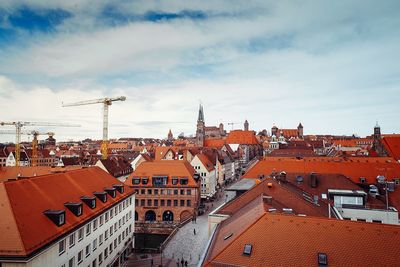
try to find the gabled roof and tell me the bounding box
[205,212,400,266]
[0,167,133,257]
[196,154,215,172]
[204,139,226,149]
[0,166,84,182]
[99,157,133,177]
[243,157,400,184]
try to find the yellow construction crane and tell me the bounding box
[62,96,126,159]
[0,121,80,166]
[30,131,55,167]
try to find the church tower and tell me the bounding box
[196,104,205,146]
[297,122,303,138]
[167,129,173,141]
[244,120,249,131]
[373,122,387,156]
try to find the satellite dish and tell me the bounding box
[376,175,385,184]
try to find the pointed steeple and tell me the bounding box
[198,104,204,122]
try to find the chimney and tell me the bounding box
[263,195,273,204]
[280,171,286,182]
[310,172,318,188]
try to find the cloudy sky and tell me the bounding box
[0,0,399,142]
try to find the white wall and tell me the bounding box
[2,195,135,267]
[338,207,399,225]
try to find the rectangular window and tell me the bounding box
[78,228,84,241]
[180,189,185,195]
[99,253,103,265]
[105,229,109,240]
[147,189,152,195]
[59,239,66,255]
[109,243,113,253]
[135,199,139,206]
[92,238,97,251]
[104,247,108,259]
[110,226,113,236]
[147,199,152,206]
[187,189,191,195]
[86,224,91,236]
[99,215,103,226]
[167,200,172,206]
[105,211,109,222]
[174,190,178,195]
[154,199,159,206]
[118,234,121,244]
[142,177,149,184]
[154,189,159,195]
[160,189,165,195]
[114,239,117,249]
[174,200,178,206]
[180,178,188,185]
[172,177,178,185]
[68,256,75,267]
[153,176,168,187]
[110,209,114,218]
[161,199,165,206]
[180,200,185,206]
[187,200,191,207]
[132,178,141,184]
[99,234,103,245]
[78,250,83,264]
[141,189,145,194]
[167,189,172,195]
[85,244,91,257]
[114,222,118,232]
[141,199,145,206]
[69,233,75,248]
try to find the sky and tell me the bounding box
[0,0,399,143]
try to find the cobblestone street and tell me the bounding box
[125,188,235,267]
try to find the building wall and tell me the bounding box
[191,156,217,198]
[1,195,135,267]
[339,207,399,225]
[134,187,199,223]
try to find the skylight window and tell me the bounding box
[318,253,328,265]
[243,244,252,256]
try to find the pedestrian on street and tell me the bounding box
[185,260,188,267]
[176,261,179,267]
[151,258,154,267]
[181,258,184,266]
[194,228,196,235]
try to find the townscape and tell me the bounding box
[1,1,400,267]
[1,104,400,266]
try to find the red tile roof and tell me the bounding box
[0,167,133,257]
[126,160,198,188]
[204,139,226,149]
[243,157,400,184]
[381,135,400,161]
[196,154,215,172]
[205,212,400,266]
[226,130,259,145]
[0,166,84,182]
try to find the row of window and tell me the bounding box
[132,176,189,186]
[59,198,133,256]
[135,198,191,207]
[61,224,132,267]
[135,188,192,196]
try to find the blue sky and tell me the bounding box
[0,1,400,142]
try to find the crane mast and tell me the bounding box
[0,121,80,166]
[62,96,126,159]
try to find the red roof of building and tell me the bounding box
[126,160,198,187]
[243,157,400,184]
[196,154,215,172]
[204,211,400,266]
[226,130,259,145]
[0,166,84,182]
[381,135,400,161]
[0,167,133,257]
[204,139,226,149]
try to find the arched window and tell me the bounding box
[145,210,156,221]
[162,210,174,222]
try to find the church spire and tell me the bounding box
[198,104,204,122]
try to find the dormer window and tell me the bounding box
[94,192,108,203]
[81,196,96,209]
[132,178,141,185]
[142,177,148,185]
[180,178,188,185]
[105,188,117,198]
[172,177,178,185]
[64,202,83,216]
[113,184,124,194]
[44,210,66,227]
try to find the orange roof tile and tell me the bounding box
[205,213,400,266]
[204,139,226,149]
[226,130,259,145]
[243,157,400,184]
[0,166,84,182]
[126,160,198,188]
[381,135,400,161]
[0,167,133,256]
